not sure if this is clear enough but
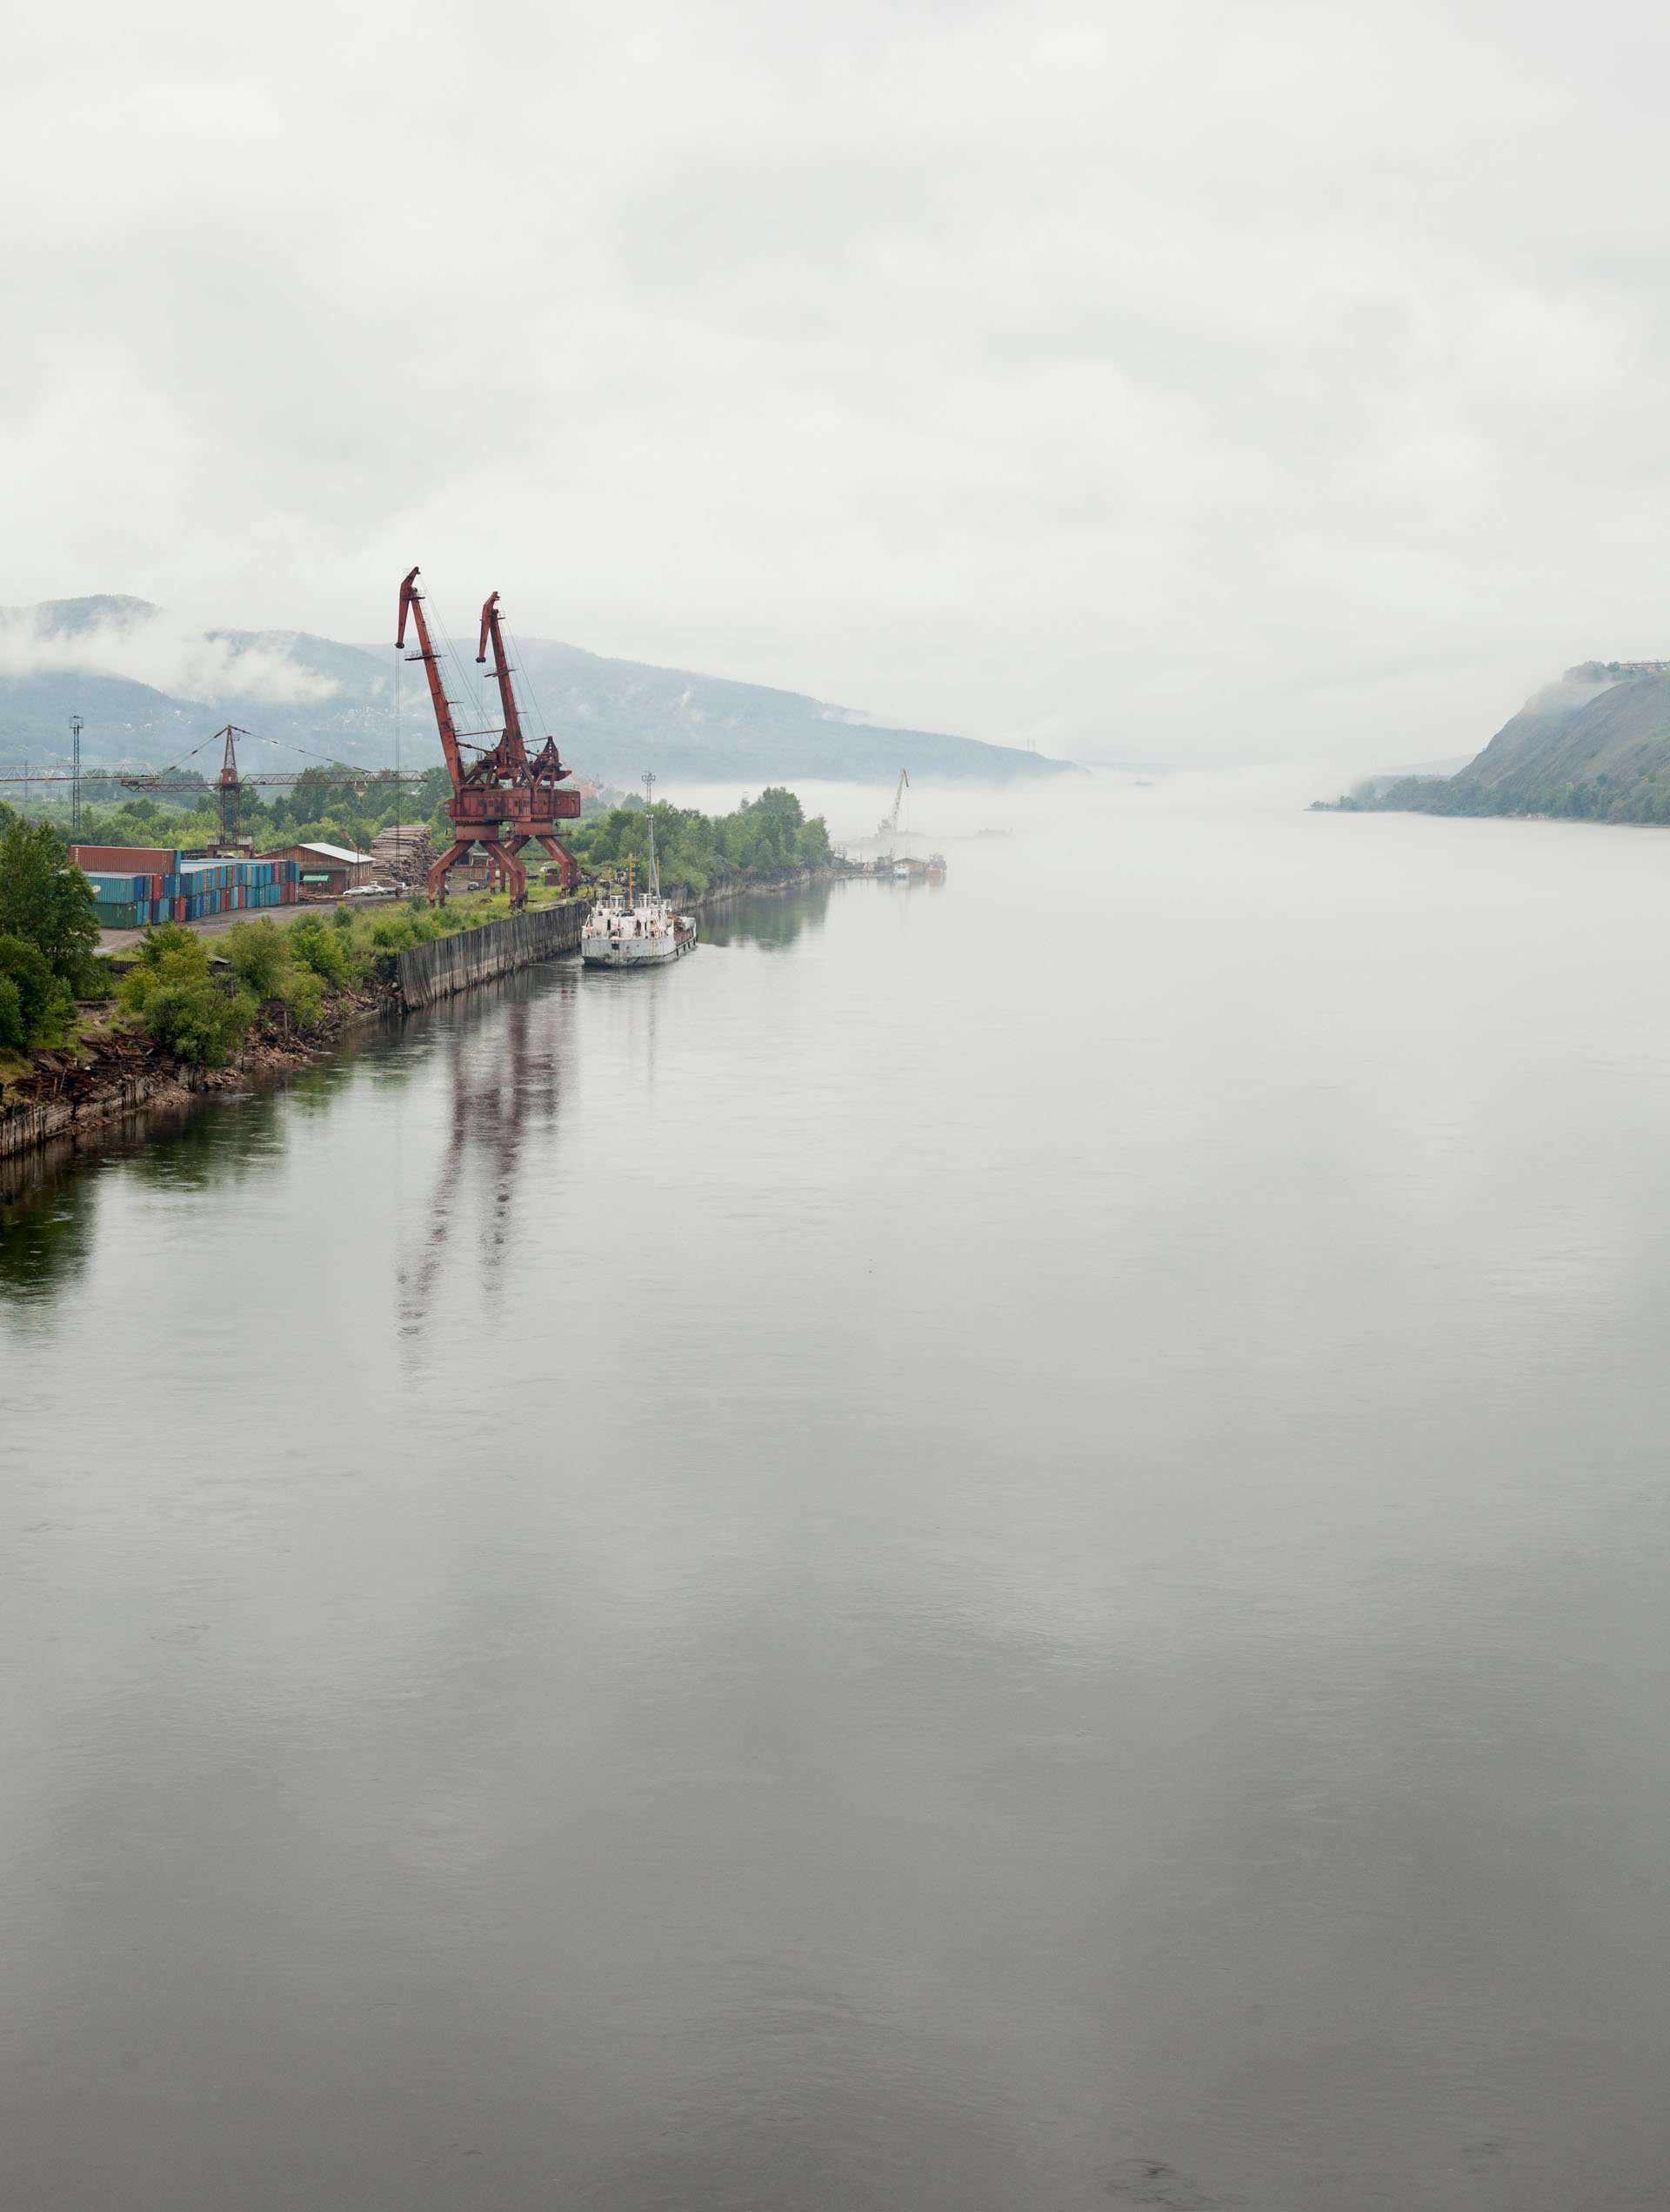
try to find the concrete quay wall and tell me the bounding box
[393,901,590,1010]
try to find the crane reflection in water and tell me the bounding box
[397,973,571,1338]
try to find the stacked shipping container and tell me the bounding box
[70,847,301,931]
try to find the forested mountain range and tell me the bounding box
[0,596,1070,787]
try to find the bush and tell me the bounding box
[369,909,444,951]
[137,979,254,1066]
[220,914,332,1026]
[288,917,354,988]
[117,926,250,1063]
[120,924,212,1012]
[222,918,291,999]
[283,968,325,1027]
[0,932,63,1045]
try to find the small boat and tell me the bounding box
[581,777,697,967]
[926,852,947,880]
[893,859,912,879]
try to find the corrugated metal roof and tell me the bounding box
[294,843,369,865]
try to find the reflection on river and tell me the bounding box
[4,812,1670,2211]
[0,1148,102,1304]
[399,975,573,1333]
[697,877,832,947]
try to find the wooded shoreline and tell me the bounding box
[0,866,846,1163]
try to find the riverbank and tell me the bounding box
[0,872,852,1162]
[0,971,402,1164]
[685,864,842,912]
[0,904,566,1162]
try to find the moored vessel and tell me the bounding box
[580,774,697,968]
[580,889,696,966]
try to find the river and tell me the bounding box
[3,781,1668,2209]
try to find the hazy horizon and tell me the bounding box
[0,586,1616,790]
[9,3,1670,772]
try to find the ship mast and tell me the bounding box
[643,771,658,895]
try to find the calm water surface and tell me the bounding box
[3,787,1669,2209]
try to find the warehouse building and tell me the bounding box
[264,842,376,897]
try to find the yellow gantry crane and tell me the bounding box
[878,767,909,842]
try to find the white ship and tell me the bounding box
[580,888,696,966]
[581,775,698,968]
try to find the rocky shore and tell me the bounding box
[0,979,400,1164]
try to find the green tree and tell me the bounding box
[289,916,355,988]
[0,809,100,979]
[137,981,255,1066]
[0,935,63,1046]
[221,917,291,999]
[120,926,254,1065]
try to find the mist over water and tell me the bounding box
[3,781,1669,2209]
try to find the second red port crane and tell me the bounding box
[397,567,581,906]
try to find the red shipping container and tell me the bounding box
[70,845,183,874]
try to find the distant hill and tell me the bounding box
[1321,662,1670,824]
[0,595,1072,787]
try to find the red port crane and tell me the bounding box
[478,589,581,894]
[397,567,580,906]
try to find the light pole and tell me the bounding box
[70,715,83,835]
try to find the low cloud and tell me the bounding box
[0,604,339,707]
[5,3,1670,771]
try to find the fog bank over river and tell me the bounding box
[3,781,1668,2209]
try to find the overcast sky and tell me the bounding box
[4,0,1670,770]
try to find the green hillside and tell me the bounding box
[1324,662,1670,824]
[0,596,1073,789]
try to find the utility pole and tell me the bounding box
[70,715,83,835]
